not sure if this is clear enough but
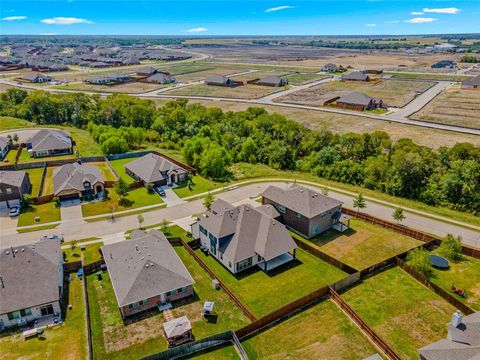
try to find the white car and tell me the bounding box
[44,234,64,243]
[8,206,20,217]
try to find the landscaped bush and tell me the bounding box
[438,234,463,261]
[407,248,433,278]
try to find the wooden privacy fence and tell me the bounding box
[83,259,105,276]
[329,287,401,360]
[33,194,54,205]
[36,164,47,198]
[330,272,361,293]
[181,240,257,322]
[81,274,94,360]
[235,286,330,339]
[63,261,82,273]
[395,257,475,315]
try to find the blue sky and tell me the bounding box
[1,1,479,35]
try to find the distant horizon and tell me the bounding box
[1,33,479,37]
[1,1,478,36]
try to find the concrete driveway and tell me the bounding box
[160,186,186,207]
[59,199,85,226]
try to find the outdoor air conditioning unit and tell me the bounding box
[212,279,220,290]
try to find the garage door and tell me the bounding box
[8,199,20,208]
[0,201,7,211]
[60,193,80,201]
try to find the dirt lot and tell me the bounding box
[151,98,480,148]
[164,83,283,99]
[276,78,434,107]
[411,88,480,129]
[230,70,290,82]
[174,66,250,82]
[53,81,167,94]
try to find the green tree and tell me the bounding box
[160,218,169,234]
[114,178,129,198]
[199,145,231,180]
[353,193,367,214]
[392,207,406,225]
[20,194,33,208]
[101,136,129,155]
[438,234,463,261]
[203,192,214,211]
[407,248,433,278]
[137,214,144,229]
[146,183,155,194]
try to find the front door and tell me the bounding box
[160,293,166,304]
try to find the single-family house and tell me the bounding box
[0,171,31,209]
[53,162,104,200]
[0,239,63,330]
[89,61,109,68]
[191,199,298,273]
[102,230,195,318]
[341,72,370,82]
[205,74,235,87]
[17,72,52,83]
[145,73,176,84]
[322,63,340,72]
[85,73,130,85]
[261,184,344,238]
[124,153,190,187]
[335,92,383,111]
[431,60,455,69]
[0,136,10,161]
[418,310,480,360]
[461,75,480,90]
[25,129,72,158]
[136,66,159,76]
[255,76,289,87]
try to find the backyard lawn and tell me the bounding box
[25,167,45,197]
[341,267,455,359]
[108,157,137,183]
[0,147,18,165]
[17,202,61,226]
[173,175,222,198]
[43,166,57,195]
[89,161,117,181]
[87,246,249,360]
[0,275,87,360]
[195,247,347,317]
[63,242,104,264]
[17,147,76,164]
[81,187,162,217]
[303,218,422,270]
[242,299,377,359]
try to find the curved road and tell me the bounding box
[1,180,478,250]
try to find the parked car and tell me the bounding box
[157,188,166,197]
[44,234,64,243]
[8,206,20,217]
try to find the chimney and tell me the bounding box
[451,310,463,328]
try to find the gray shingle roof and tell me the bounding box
[261,184,342,218]
[341,72,369,81]
[124,153,187,183]
[0,170,28,188]
[462,75,480,87]
[137,66,158,75]
[102,230,195,307]
[337,92,375,106]
[53,162,103,195]
[27,129,72,153]
[145,73,174,84]
[0,239,62,314]
[199,201,297,263]
[258,76,286,86]
[19,72,52,82]
[205,74,228,85]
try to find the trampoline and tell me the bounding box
[429,254,450,269]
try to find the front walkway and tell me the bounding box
[161,186,186,207]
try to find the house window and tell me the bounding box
[312,224,319,234]
[7,311,20,320]
[20,309,32,317]
[209,233,217,255]
[257,255,262,262]
[6,188,12,194]
[236,257,253,272]
[277,205,286,214]
[40,304,54,316]
[296,213,302,220]
[199,225,207,236]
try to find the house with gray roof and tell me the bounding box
[261,184,345,238]
[25,129,72,158]
[205,74,235,87]
[0,238,63,330]
[17,72,52,83]
[124,153,190,186]
[256,76,288,87]
[0,171,31,208]
[335,92,383,111]
[418,310,480,360]
[102,230,195,318]
[85,73,130,85]
[341,71,370,82]
[144,73,176,84]
[53,162,104,200]
[0,136,10,161]
[461,75,480,90]
[136,66,159,76]
[191,200,297,273]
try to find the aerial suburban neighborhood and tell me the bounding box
[0,1,479,360]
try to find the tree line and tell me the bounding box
[1,89,479,215]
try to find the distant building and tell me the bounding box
[205,74,235,86]
[144,73,176,84]
[341,72,370,82]
[53,163,104,199]
[255,76,289,87]
[322,63,340,72]
[0,239,63,330]
[85,73,130,85]
[17,72,52,83]
[335,92,383,111]
[461,75,480,90]
[136,66,159,76]
[102,230,195,318]
[431,60,455,69]
[0,171,31,208]
[25,129,72,158]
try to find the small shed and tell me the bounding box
[202,301,215,316]
[163,316,194,347]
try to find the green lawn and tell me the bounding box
[17,223,59,233]
[0,147,18,165]
[43,166,56,195]
[89,162,117,181]
[341,267,455,359]
[63,242,104,264]
[302,218,422,270]
[87,246,249,360]
[25,167,45,197]
[242,299,377,359]
[17,147,76,164]
[173,175,222,198]
[428,253,480,311]
[189,344,239,359]
[0,274,87,360]
[81,187,162,217]
[195,247,347,317]
[0,116,32,131]
[108,157,137,183]
[17,202,61,226]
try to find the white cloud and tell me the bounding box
[41,17,93,25]
[423,7,460,14]
[411,11,424,15]
[2,16,27,21]
[185,27,208,33]
[385,20,400,24]
[265,5,294,13]
[405,17,436,24]
[365,23,377,27]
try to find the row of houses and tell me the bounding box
[85,67,176,86]
[205,74,289,87]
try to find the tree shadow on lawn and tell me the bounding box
[309,227,357,247]
[60,276,72,319]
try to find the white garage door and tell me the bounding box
[8,199,21,208]
[0,201,7,211]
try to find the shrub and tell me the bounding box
[438,234,463,261]
[146,183,155,194]
[53,197,61,207]
[20,194,33,208]
[407,248,433,278]
[118,197,133,207]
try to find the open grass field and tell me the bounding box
[0,116,32,131]
[18,202,61,226]
[229,70,290,82]
[303,218,422,270]
[81,187,162,217]
[386,72,468,81]
[25,167,45,197]
[87,245,249,360]
[174,67,246,83]
[173,175,222,198]
[411,89,480,129]
[195,247,346,317]
[242,299,377,359]
[108,157,137,183]
[166,83,283,99]
[0,275,87,360]
[284,72,329,85]
[341,267,455,359]
[151,98,480,149]
[162,63,217,75]
[276,79,434,108]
